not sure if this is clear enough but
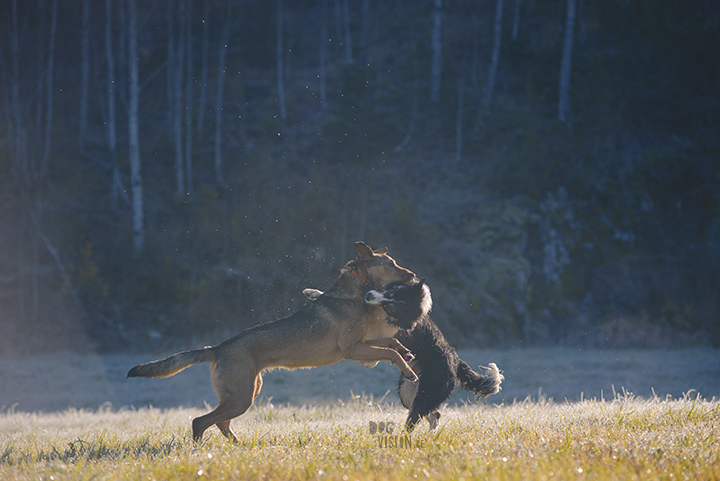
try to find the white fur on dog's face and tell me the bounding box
[419,283,432,317]
[364,290,386,305]
[364,283,433,316]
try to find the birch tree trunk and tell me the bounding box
[512,0,522,40]
[319,2,328,109]
[128,0,144,254]
[167,0,175,131]
[455,78,464,163]
[361,0,369,49]
[342,0,352,63]
[277,0,287,120]
[184,0,194,194]
[173,1,185,195]
[34,0,46,169]
[334,0,342,57]
[430,0,443,103]
[213,0,232,187]
[484,0,504,111]
[471,12,480,88]
[10,0,29,184]
[197,0,210,133]
[40,0,58,178]
[79,0,90,151]
[558,0,576,125]
[105,0,121,210]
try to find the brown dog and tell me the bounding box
[128,242,418,442]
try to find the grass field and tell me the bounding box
[1,393,718,480]
[1,348,719,480]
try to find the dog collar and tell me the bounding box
[348,265,371,289]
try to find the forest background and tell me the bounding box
[1,0,718,354]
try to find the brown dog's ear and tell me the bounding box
[355,242,374,260]
[375,246,388,255]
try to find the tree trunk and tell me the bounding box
[334,0,342,57]
[79,0,90,151]
[319,2,328,109]
[106,0,121,210]
[485,0,504,111]
[10,0,29,184]
[174,0,185,195]
[197,0,210,133]
[214,0,232,187]
[184,0,194,194]
[512,0,522,40]
[361,0,369,49]
[128,0,144,254]
[455,78,465,163]
[342,0,352,63]
[40,0,58,178]
[558,0,576,125]
[471,12,480,88]
[167,0,175,131]
[430,0,442,103]
[277,0,287,120]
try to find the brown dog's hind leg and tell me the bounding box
[215,419,238,443]
[193,398,253,442]
[193,361,259,443]
[195,372,264,443]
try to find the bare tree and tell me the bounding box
[167,0,175,130]
[484,0,504,111]
[512,0,522,40]
[342,0,352,63]
[277,0,287,120]
[128,0,145,253]
[40,0,58,178]
[470,12,480,88]
[79,0,90,151]
[319,1,328,109]
[197,0,210,133]
[430,0,443,103]
[455,78,465,163]
[105,0,122,210]
[9,0,28,184]
[173,0,186,195]
[558,0,576,125]
[213,0,232,187]
[184,0,194,194]
[361,0,369,50]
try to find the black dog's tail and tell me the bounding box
[457,361,504,401]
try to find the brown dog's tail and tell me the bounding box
[127,347,216,379]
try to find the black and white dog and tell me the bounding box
[304,278,503,432]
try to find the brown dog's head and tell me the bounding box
[346,242,415,291]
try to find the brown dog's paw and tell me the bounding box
[402,350,415,362]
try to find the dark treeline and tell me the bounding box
[1,0,718,353]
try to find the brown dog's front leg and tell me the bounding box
[364,338,415,362]
[342,342,418,382]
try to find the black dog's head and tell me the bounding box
[365,277,432,330]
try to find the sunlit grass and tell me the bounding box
[1,393,718,480]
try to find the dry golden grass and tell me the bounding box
[1,392,718,480]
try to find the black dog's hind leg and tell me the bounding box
[401,373,454,432]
